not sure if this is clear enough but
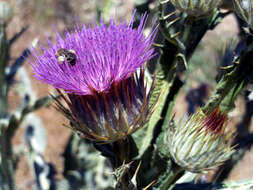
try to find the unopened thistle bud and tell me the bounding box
[233,0,253,29]
[30,13,157,143]
[167,109,235,173]
[170,0,222,17]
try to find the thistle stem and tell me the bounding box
[153,162,184,190]
[113,137,138,190]
[202,67,240,114]
[116,138,130,165]
[202,37,253,114]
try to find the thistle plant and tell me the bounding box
[2,0,253,190]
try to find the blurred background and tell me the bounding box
[1,0,252,189]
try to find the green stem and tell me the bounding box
[153,162,184,190]
[113,137,138,190]
[202,66,242,114]
[219,80,245,113]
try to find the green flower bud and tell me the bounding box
[233,0,253,29]
[167,109,235,173]
[170,0,222,17]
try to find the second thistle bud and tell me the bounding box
[169,0,222,17]
[167,109,235,173]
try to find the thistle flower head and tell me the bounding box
[233,0,253,29]
[170,0,222,17]
[167,109,235,173]
[30,13,157,143]
[31,14,155,95]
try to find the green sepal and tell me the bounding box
[132,65,171,158]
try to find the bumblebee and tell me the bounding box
[55,48,77,66]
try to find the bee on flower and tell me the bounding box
[55,48,77,66]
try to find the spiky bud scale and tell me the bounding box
[53,71,155,143]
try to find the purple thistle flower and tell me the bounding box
[29,13,157,143]
[30,14,156,95]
